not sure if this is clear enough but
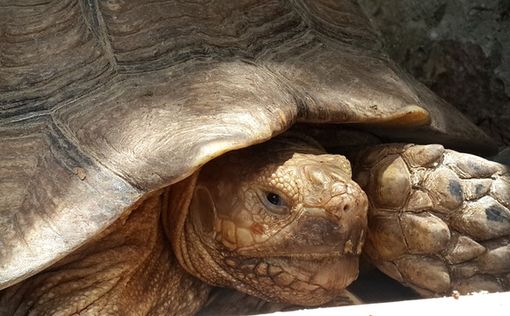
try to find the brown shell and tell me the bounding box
[0,0,494,289]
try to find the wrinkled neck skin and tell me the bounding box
[1,135,367,315]
[1,194,210,316]
[166,135,368,306]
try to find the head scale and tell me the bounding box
[164,135,368,305]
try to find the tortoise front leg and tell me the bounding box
[353,144,510,297]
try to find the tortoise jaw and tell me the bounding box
[237,239,364,258]
[309,256,359,291]
[219,254,360,306]
[267,255,360,292]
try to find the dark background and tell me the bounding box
[360,0,510,147]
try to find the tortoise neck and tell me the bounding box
[1,194,210,315]
[163,171,230,286]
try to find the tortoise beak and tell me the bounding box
[279,205,367,257]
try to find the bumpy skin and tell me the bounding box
[0,0,506,314]
[0,137,368,314]
[0,0,497,296]
[0,194,209,315]
[354,144,510,296]
[2,139,510,315]
[166,137,368,307]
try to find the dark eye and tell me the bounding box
[258,190,289,216]
[266,192,282,206]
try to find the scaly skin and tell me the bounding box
[1,136,367,315]
[5,139,507,314]
[166,136,368,306]
[197,142,510,313]
[0,195,209,315]
[354,143,510,296]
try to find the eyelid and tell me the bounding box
[257,188,290,216]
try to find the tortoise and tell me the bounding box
[1,0,509,315]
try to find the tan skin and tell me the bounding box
[2,137,367,314]
[168,137,368,306]
[3,137,508,314]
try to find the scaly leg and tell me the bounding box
[353,144,510,297]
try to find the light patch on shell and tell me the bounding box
[74,167,86,180]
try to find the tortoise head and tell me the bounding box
[164,136,368,306]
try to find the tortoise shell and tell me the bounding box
[0,0,494,290]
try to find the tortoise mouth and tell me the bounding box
[266,255,359,291]
[236,225,366,259]
[223,253,359,293]
[225,254,360,306]
[238,250,360,260]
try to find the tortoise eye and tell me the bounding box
[266,192,282,206]
[258,190,289,216]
